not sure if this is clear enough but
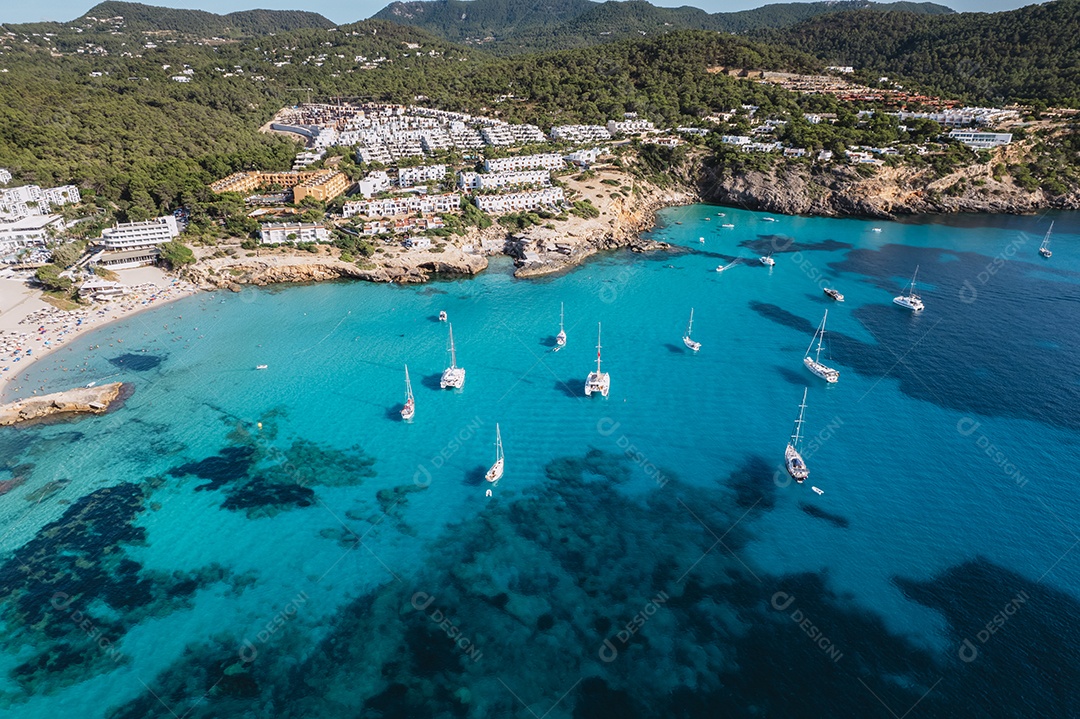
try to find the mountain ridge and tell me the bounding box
[372,0,955,52]
[73,1,336,35]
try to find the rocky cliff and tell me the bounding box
[696,158,1080,219]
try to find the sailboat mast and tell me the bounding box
[687,308,694,337]
[596,323,603,373]
[816,310,827,363]
[792,388,808,446]
[448,324,457,369]
[405,364,412,398]
[559,303,564,332]
[1043,222,1054,248]
[909,265,919,296]
[495,424,503,460]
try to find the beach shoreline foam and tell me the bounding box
[0,266,200,399]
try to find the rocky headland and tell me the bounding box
[0,382,129,426]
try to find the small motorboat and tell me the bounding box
[812,486,824,495]
[762,217,777,222]
[256,365,268,370]
[760,255,775,267]
[721,223,735,229]
[871,227,882,233]
[823,288,844,302]
[699,237,705,243]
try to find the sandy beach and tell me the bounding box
[0,266,200,398]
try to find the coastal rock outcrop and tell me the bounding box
[0,382,128,426]
[697,161,1080,219]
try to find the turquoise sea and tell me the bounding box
[1,205,1079,717]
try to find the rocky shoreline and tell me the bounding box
[696,157,1080,220]
[0,382,129,426]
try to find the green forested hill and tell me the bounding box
[0,21,818,220]
[372,0,954,52]
[762,0,1080,105]
[73,1,335,36]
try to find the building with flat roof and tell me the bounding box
[948,130,1013,149]
[474,187,565,215]
[100,216,180,250]
[343,193,461,218]
[259,223,330,244]
[0,214,64,254]
[292,170,351,203]
[458,170,550,191]
[96,248,161,269]
[484,153,565,173]
[397,164,447,188]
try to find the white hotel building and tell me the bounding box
[474,187,565,215]
[948,130,1013,149]
[484,153,565,173]
[549,125,612,143]
[99,216,180,250]
[397,164,447,188]
[260,223,330,245]
[458,170,551,191]
[343,193,462,218]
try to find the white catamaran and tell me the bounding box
[556,302,567,347]
[485,424,504,485]
[400,364,415,420]
[682,308,701,352]
[584,323,611,397]
[1040,222,1054,258]
[803,310,840,383]
[893,265,925,312]
[440,323,466,389]
[785,388,810,483]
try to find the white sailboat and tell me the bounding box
[893,265,925,312]
[785,388,810,483]
[682,308,701,352]
[485,424,504,485]
[584,323,611,397]
[1039,222,1054,258]
[400,364,415,420]
[438,311,447,321]
[803,310,839,383]
[556,302,567,347]
[440,323,466,389]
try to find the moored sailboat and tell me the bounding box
[556,302,567,347]
[1040,222,1054,258]
[785,388,810,483]
[400,364,415,420]
[682,308,701,352]
[893,266,925,312]
[584,323,611,397]
[485,424,504,485]
[803,310,840,383]
[440,323,466,389]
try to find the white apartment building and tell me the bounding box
[721,135,752,145]
[0,169,10,185]
[565,147,604,166]
[398,164,447,188]
[2,184,43,206]
[481,125,515,146]
[457,170,550,191]
[484,153,565,173]
[896,107,1019,128]
[259,223,329,244]
[42,185,80,207]
[420,130,453,153]
[356,171,392,199]
[292,150,326,170]
[948,130,1013,149]
[0,214,63,254]
[343,193,462,218]
[676,127,710,137]
[550,125,612,143]
[99,215,180,250]
[510,124,547,145]
[449,127,485,150]
[356,144,392,165]
[474,187,565,215]
[607,119,655,135]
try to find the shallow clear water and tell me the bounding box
[2,206,1079,718]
